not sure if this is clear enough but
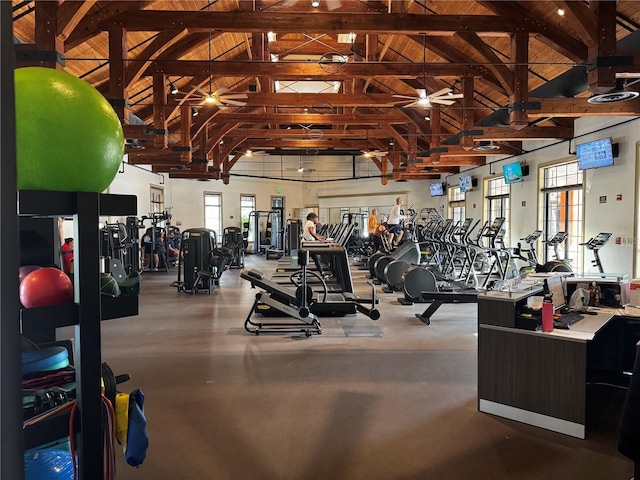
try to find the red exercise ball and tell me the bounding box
[20,267,73,308]
[19,265,41,284]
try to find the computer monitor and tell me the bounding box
[545,276,566,311]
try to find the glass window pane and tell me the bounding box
[204,193,222,241]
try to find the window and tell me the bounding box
[448,185,465,224]
[541,161,583,271]
[240,194,256,245]
[485,176,510,244]
[204,193,222,241]
[150,185,164,215]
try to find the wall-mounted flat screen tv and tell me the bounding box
[502,162,523,184]
[429,182,444,196]
[576,138,614,170]
[459,175,473,193]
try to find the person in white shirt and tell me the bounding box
[387,196,405,247]
[301,212,329,278]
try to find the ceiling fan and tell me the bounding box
[172,86,248,109]
[285,157,316,173]
[393,87,463,108]
[358,128,388,158]
[242,147,267,157]
[359,148,388,158]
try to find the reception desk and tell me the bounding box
[477,285,636,438]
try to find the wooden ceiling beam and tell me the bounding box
[100,11,550,35]
[392,172,443,180]
[525,97,640,118]
[145,60,480,79]
[467,126,574,140]
[412,157,486,167]
[57,0,97,42]
[208,112,409,124]
[587,1,619,94]
[255,0,387,13]
[417,144,520,157]
[223,128,393,139]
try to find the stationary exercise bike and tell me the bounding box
[510,230,572,273]
[539,232,573,272]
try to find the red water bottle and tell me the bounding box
[542,293,554,332]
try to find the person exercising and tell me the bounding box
[372,222,390,253]
[387,197,406,247]
[302,212,329,278]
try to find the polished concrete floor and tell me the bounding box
[101,254,633,480]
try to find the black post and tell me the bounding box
[1,2,25,478]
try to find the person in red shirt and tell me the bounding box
[61,238,74,274]
[58,218,74,274]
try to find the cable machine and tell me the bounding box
[244,210,281,255]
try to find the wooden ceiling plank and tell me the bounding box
[125,29,189,89]
[64,1,151,52]
[379,124,408,153]
[554,1,597,46]
[205,122,241,153]
[456,31,514,96]
[408,35,507,96]
[477,1,587,62]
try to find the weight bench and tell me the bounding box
[414,290,479,325]
[240,268,322,337]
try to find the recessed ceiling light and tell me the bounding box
[557,8,565,16]
[311,0,320,7]
[587,90,640,104]
[473,141,500,152]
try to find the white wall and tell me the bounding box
[168,176,304,230]
[106,158,168,223]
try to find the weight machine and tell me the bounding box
[222,226,245,269]
[244,210,283,258]
[174,228,232,294]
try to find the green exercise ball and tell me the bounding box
[14,67,124,192]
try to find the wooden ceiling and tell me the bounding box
[11,0,640,183]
